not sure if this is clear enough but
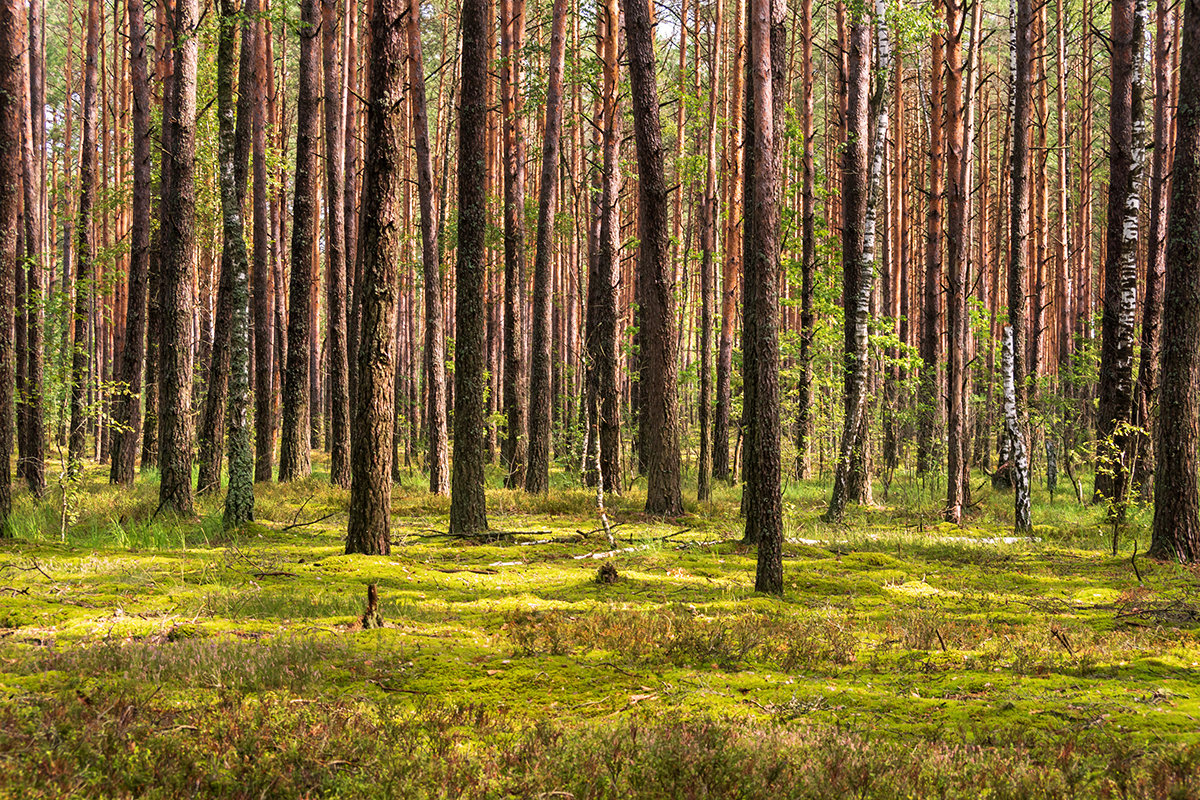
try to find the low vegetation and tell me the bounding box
[1,459,1199,798]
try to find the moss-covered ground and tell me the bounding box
[1,456,1199,798]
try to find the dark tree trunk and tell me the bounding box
[697,0,722,501]
[917,20,944,476]
[0,0,20,525]
[217,0,255,527]
[1150,0,1200,562]
[17,0,42,495]
[622,0,683,517]
[323,0,350,488]
[345,0,406,555]
[794,0,814,480]
[279,0,321,482]
[449,0,490,534]
[1095,0,1150,509]
[1133,0,1172,498]
[111,0,151,487]
[584,0,623,495]
[500,0,528,489]
[825,0,890,524]
[525,0,567,495]
[158,0,199,515]
[68,0,100,472]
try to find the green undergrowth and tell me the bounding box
[1,457,1198,798]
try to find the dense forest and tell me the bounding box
[2,0,1200,794]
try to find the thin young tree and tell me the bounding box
[345,0,406,555]
[322,0,350,488]
[407,0,449,496]
[110,0,151,486]
[500,0,528,489]
[1150,0,1200,563]
[1095,0,1150,509]
[158,0,200,515]
[68,0,100,472]
[794,0,815,479]
[279,0,321,482]
[622,0,684,517]
[697,0,722,501]
[18,0,44,496]
[449,0,490,535]
[526,0,568,495]
[0,0,19,526]
[252,11,274,482]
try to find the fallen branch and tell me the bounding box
[252,571,297,579]
[280,512,337,531]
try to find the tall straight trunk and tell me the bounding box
[623,0,683,517]
[111,0,151,486]
[449,0,491,534]
[198,0,255,495]
[1133,0,1174,497]
[323,0,350,487]
[697,0,722,501]
[1005,0,1033,528]
[217,0,255,526]
[252,12,274,482]
[141,0,172,473]
[407,0,448,495]
[824,0,891,523]
[0,0,19,525]
[68,0,100,471]
[917,19,945,475]
[279,0,321,481]
[944,0,979,522]
[345,0,405,555]
[500,0,528,488]
[745,0,782,589]
[525,0,567,495]
[794,0,814,480]
[344,0,360,416]
[1150,0,1200,562]
[584,0,622,495]
[19,0,44,495]
[713,0,744,483]
[158,0,199,515]
[1094,0,1150,508]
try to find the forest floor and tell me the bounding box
[1,456,1199,798]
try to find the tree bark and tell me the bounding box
[525,0,568,495]
[697,0,723,501]
[917,17,944,476]
[449,0,491,534]
[0,0,20,525]
[157,0,199,515]
[345,0,406,555]
[1150,0,1200,562]
[1095,0,1150,509]
[68,0,100,472]
[323,0,350,488]
[279,0,321,482]
[17,0,43,495]
[794,0,814,480]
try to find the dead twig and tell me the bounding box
[280,512,337,531]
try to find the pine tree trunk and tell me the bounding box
[110,0,151,487]
[68,0,100,471]
[1150,0,1200,562]
[279,0,321,482]
[19,0,44,495]
[622,0,683,517]
[157,0,199,515]
[449,0,491,535]
[917,21,944,476]
[794,0,814,480]
[697,0,722,502]
[345,0,406,555]
[217,0,255,527]
[0,0,20,525]
[323,0,350,488]
[525,0,567,495]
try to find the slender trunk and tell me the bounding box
[252,12,274,482]
[500,0,527,488]
[526,0,567,495]
[68,0,100,471]
[697,0,723,501]
[279,0,321,481]
[19,0,43,495]
[918,18,944,475]
[323,0,350,487]
[794,0,814,480]
[0,0,20,524]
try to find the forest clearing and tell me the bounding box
[1,460,1199,797]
